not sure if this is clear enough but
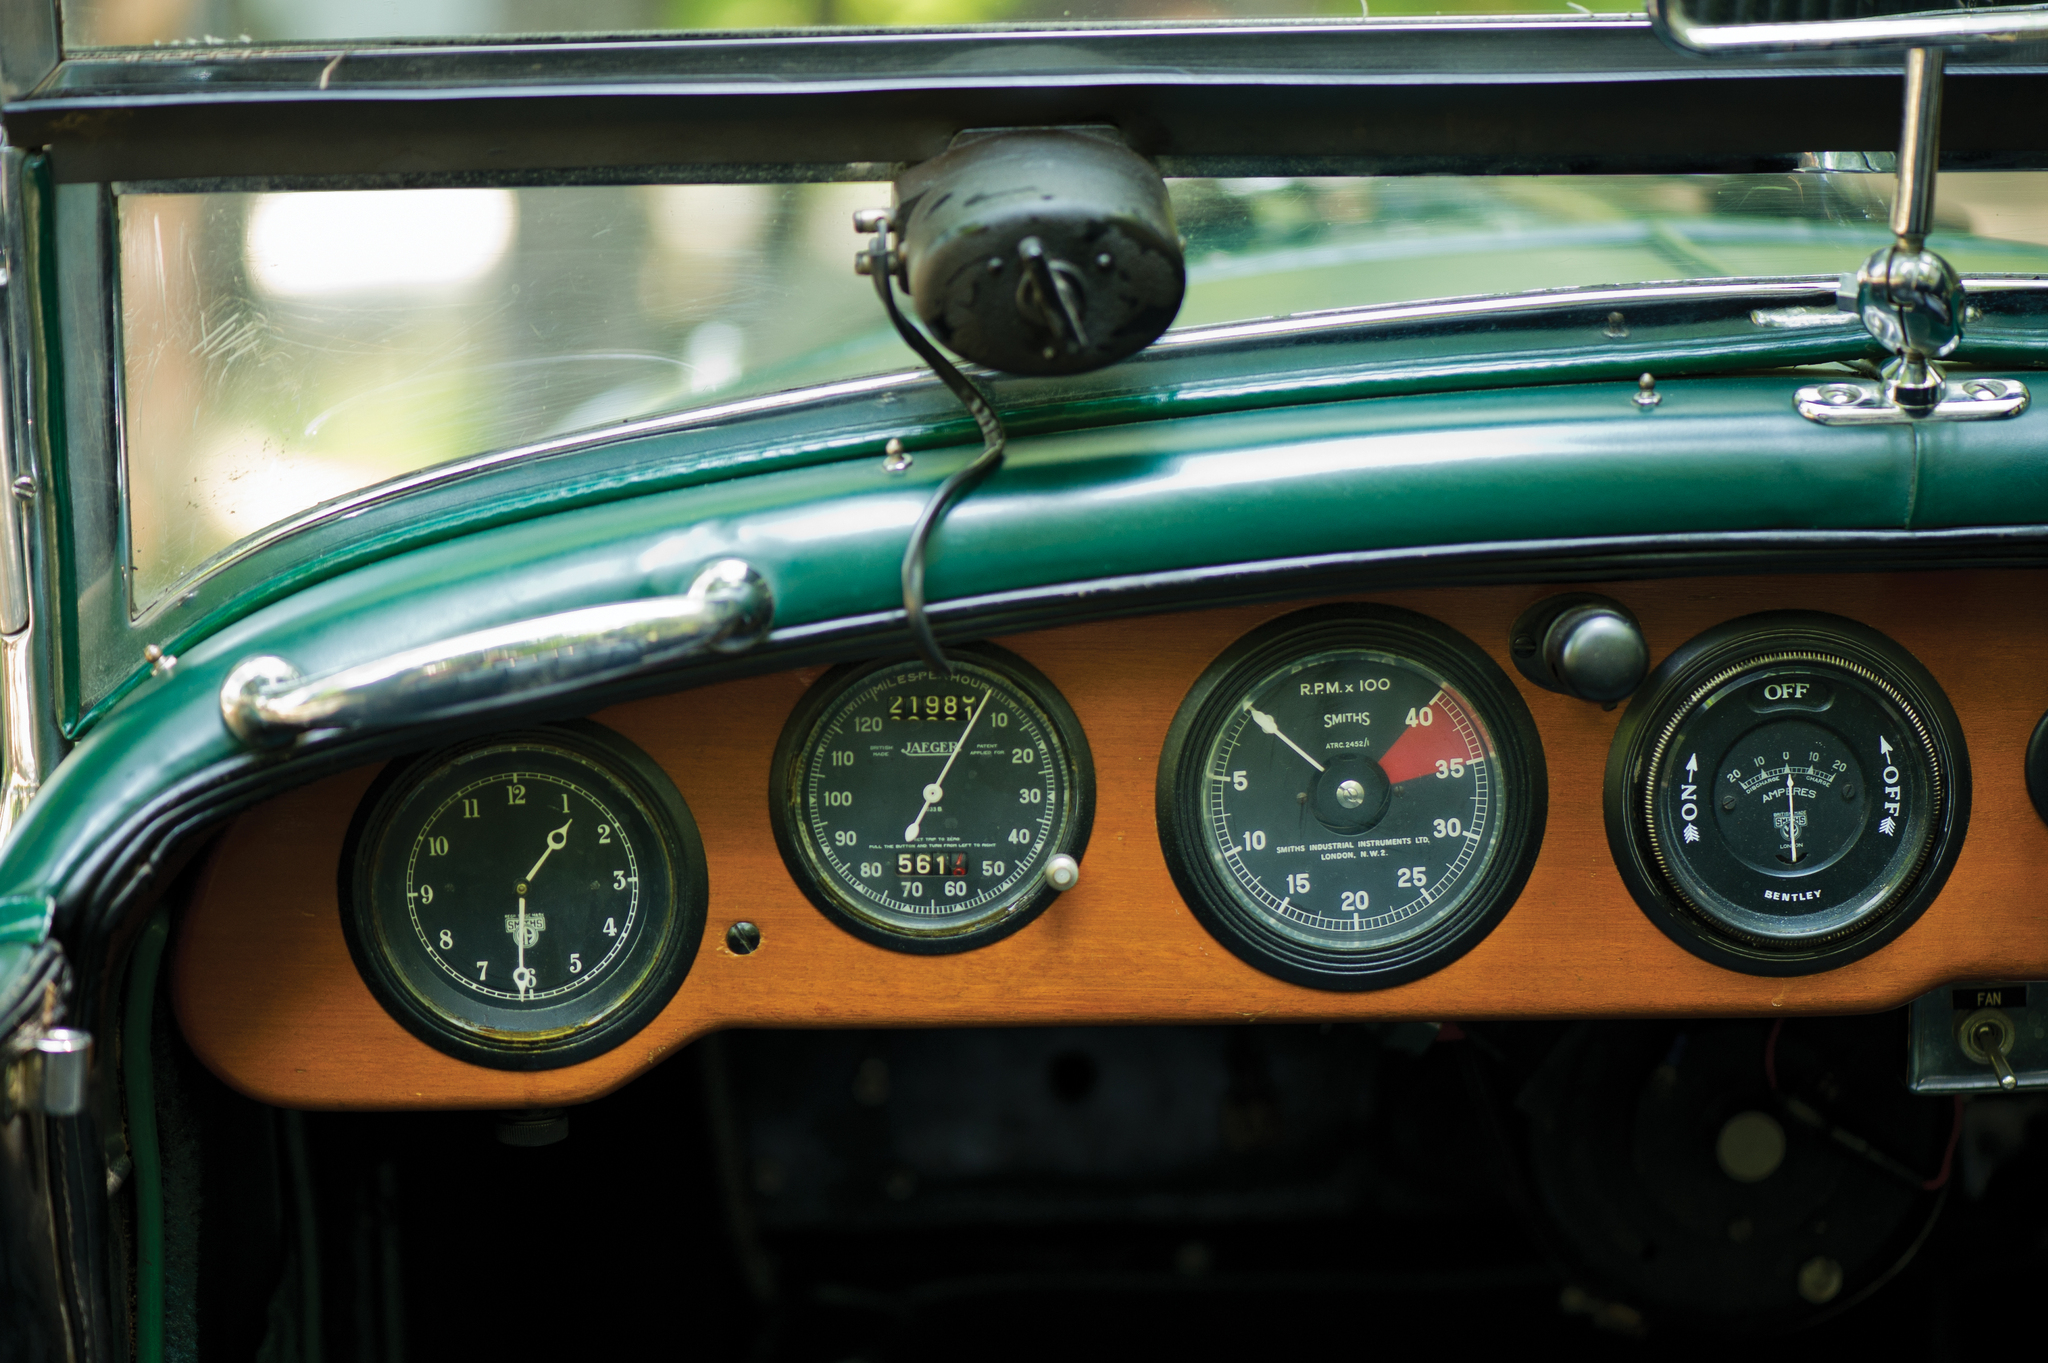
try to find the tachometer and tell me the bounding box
[1604,611,1969,974]
[340,722,707,1069]
[769,646,1094,953]
[1156,605,1547,990]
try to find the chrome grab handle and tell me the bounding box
[220,559,773,748]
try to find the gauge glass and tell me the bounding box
[771,649,1094,952]
[342,724,706,1068]
[1158,606,1546,990]
[1203,649,1502,950]
[1606,612,1970,973]
[1647,658,1942,944]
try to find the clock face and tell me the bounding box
[341,723,706,1070]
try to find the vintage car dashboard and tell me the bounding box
[172,569,2048,1111]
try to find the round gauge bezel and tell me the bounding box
[1157,604,1548,992]
[1603,611,1971,977]
[339,721,707,1070]
[768,644,1096,955]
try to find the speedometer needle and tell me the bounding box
[1785,771,1799,864]
[523,819,573,884]
[905,689,991,842]
[1248,705,1325,773]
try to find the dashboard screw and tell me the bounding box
[1722,795,1736,811]
[9,476,33,502]
[725,920,762,955]
[883,438,913,473]
[1633,372,1662,408]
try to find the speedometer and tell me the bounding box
[1157,605,1547,990]
[769,646,1095,953]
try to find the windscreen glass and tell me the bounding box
[66,0,1638,47]
[117,172,2048,611]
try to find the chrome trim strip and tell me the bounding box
[219,557,772,747]
[141,274,2048,620]
[1651,0,2048,54]
[0,626,40,847]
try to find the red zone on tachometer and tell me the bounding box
[1374,697,1485,785]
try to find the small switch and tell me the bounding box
[1959,1006,2019,1090]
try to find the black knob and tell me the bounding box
[1510,595,1648,703]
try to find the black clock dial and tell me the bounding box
[1606,612,1970,975]
[1158,605,1547,990]
[769,645,1094,953]
[341,722,706,1069]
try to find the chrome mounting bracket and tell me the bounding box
[1807,48,2030,425]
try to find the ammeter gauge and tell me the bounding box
[769,646,1094,953]
[341,723,707,1069]
[1605,612,1969,974]
[1156,605,1547,990]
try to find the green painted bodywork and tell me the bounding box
[2,364,2046,931]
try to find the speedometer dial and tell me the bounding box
[769,646,1094,953]
[1158,605,1547,990]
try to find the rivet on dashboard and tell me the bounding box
[9,475,33,502]
[726,920,763,955]
[1633,372,1662,409]
[882,439,913,474]
[1605,310,1629,338]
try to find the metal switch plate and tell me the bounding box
[1908,983,2047,1093]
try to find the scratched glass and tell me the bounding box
[116,173,2048,609]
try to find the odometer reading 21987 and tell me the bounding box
[1158,605,1547,990]
[770,646,1095,953]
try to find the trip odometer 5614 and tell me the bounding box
[1158,605,1547,990]
[770,646,1095,953]
[1606,611,1970,975]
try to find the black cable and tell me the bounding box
[867,229,1006,677]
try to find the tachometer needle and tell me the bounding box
[1785,771,1799,864]
[906,689,992,842]
[1247,704,1325,773]
[523,819,573,883]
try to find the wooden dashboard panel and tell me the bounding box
[174,572,2048,1110]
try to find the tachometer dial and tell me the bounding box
[1605,611,1969,974]
[340,722,706,1069]
[1157,605,1547,990]
[769,646,1094,953]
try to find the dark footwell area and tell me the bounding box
[150,1014,2048,1361]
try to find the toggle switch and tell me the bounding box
[1959,1006,2018,1090]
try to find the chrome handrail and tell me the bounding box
[218,558,772,748]
[1649,0,2048,55]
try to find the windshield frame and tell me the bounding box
[15,18,2048,187]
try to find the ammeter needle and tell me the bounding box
[1247,705,1325,773]
[1786,771,1799,864]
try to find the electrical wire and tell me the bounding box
[866,229,1007,677]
